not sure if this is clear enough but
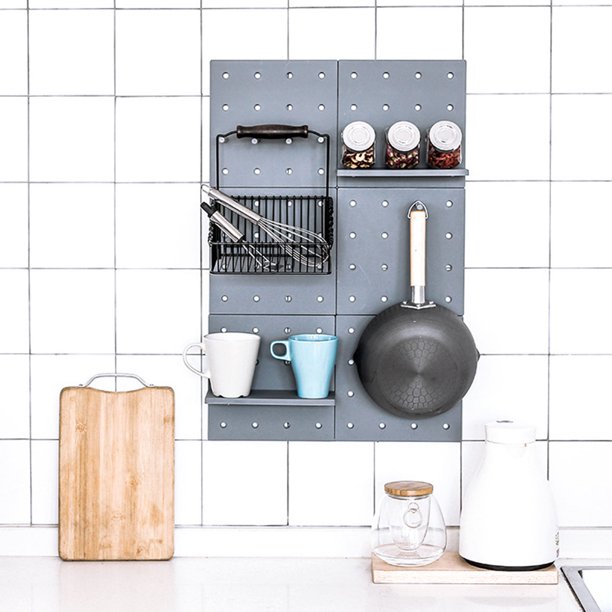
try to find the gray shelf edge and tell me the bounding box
[336,168,469,178]
[206,390,335,407]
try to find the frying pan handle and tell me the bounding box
[80,373,152,388]
[409,202,428,306]
[236,124,308,139]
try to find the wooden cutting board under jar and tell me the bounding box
[59,374,174,561]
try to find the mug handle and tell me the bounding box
[182,342,211,378]
[270,340,291,361]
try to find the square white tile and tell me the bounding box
[375,442,461,526]
[552,95,612,180]
[116,184,201,269]
[202,9,288,95]
[0,1,26,6]
[553,7,612,93]
[465,182,550,268]
[116,9,200,96]
[466,95,550,180]
[31,354,115,439]
[289,8,375,60]
[29,9,113,95]
[30,184,114,269]
[465,8,550,94]
[550,442,612,527]
[551,182,612,267]
[116,355,202,440]
[463,355,549,440]
[201,97,210,184]
[116,270,201,354]
[30,270,115,354]
[462,440,548,499]
[378,0,460,5]
[464,269,549,355]
[0,355,29,439]
[0,98,27,181]
[291,0,373,5]
[116,97,201,183]
[202,441,287,525]
[30,97,114,182]
[203,0,286,5]
[30,0,113,6]
[31,440,58,525]
[289,442,373,526]
[0,440,30,524]
[0,10,27,95]
[175,441,202,526]
[550,269,612,354]
[0,270,29,354]
[377,8,462,60]
[118,0,198,6]
[550,356,612,441]
[0,184,28,267]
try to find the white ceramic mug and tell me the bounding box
[182,332,261,398]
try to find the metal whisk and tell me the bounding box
[202,185,330,269]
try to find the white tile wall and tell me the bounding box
[0,4,610,549]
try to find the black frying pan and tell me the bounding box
[353,201,478,418]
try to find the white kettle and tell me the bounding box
[459,420,558,570]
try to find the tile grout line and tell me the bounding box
[546,0,553,480]
[200,0,205,527]
[113,0,118,385]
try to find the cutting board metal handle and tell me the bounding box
[80,372,153,388]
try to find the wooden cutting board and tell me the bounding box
[59,385,174,561]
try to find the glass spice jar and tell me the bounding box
[385,121,420,169]
[427,121,462,169]
[341,121,376,169]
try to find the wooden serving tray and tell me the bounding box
[372,552,559,584]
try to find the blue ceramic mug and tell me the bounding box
[270,334,338,399]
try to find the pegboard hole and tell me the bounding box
[219,136,226,144]
[347,391,354,397]
[220,421,227,428]
[415,104,422,111]
[382,104,390,111]
[254,232,260,239]
[443,423,451,430]
[254,104,261,111]
[222,168,229,175]
[315,422,323,429]
[348,359,355,366]
[253,168,261,175]
[252,422,259,429]
[285,295,292,303]
[318,136,325,144]
[349,263,356,270]
[445,264,453,271]
[220,327,227,333]
[221,295,228,302]
[318,71,326,79]
[347,422,355,429]
[222,72,229,80]
[254,72,261,79]
[447,104,454,111]
[287,200,293,206]
[253,200,260,207]
[283,422,291,429]
[253,295,260,302]
[381,263,388,271]
[222,104,229,111]
[382,71,390,79]
[350,71,358,79]
[379,423,386,430]
[411,423,418,430]
[287,71,293,79]
[284,327,291,334]
[286,104,293,111]
[316,327,323,333]
[286,168,293,175]
[381,296,388,303]
[447,72,454,79]
[318,104,325,111]
[381,200,389,207]
[318,168,325,175]
[381,232,389,239]
[349,296,356,303]
[350,104,358,111]
[348,327,355,334]
[317,200,324,207]
[252,327,259,333]
[349,200,357,207]
[445,296,452,303]
[415,72,422,79]
[317,296,324,303]
[349,232,356,239]
[446,200,453,208]
[445,232,453,239]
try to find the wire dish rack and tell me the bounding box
[208,124,334,275]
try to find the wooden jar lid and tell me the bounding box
[384,480,433,497]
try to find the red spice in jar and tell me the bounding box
[427,121,462,169]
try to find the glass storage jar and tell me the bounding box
[372,480,446,567]
[341,121,375,169]
[385,121,420,169]
[427,120,462,169]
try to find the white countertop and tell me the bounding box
[0,556,586,612]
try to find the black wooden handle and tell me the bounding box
[236,124,309,139]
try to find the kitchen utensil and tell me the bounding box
[459,420,558,571]
[203,184,330,269]
[372,480,446,567]
[353,201,478,418]
[183,332,261,398]
[270,334,338,399]
[59,373,174,561]
[200,201,276,271]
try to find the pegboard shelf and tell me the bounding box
[206,389,335,407]
[337,168,469,178]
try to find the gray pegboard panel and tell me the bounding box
[337,60,466,181]
[337,188,465,317]
[334,315,462,442]
[208,187,337,315]
[210,60,338,190]
[208,315,336,392]
[208,404,333,441]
